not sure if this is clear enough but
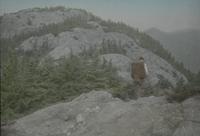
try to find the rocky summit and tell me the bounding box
[0,8,187,87]
[1,7,198,136]
[2,91,200,136]
[0,8,90,38]
[18,28,187,87]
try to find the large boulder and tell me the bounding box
[99,54,133,83]
[3,91,199,136]
[173,96,200,136]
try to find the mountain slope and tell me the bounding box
[17,27,187,87]
[0,7,91,38]
[2,91,200,136]
[1,7,191,124]
[0,7,188,86]
[146,28,200,73]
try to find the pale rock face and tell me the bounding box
[173,96,200,136]
[99,54,133,83]
[1,8,187,86]
[18,28,187,87]
[3,91,199,136]
[19,34,57,52]
[0,9,90,38]
[1,8,197,136]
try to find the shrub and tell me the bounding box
[111,83,137,100]
[156,74,173,89]
[0,50,123,122]
[99,20,193,81]
[167,82,200,103]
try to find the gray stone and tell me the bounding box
[4,91,199,136]
[173,96,200,136]
[0,8,90,38]
[1,8,187,87]
[18,28,187,87]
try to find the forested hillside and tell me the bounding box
[146,28,200,73]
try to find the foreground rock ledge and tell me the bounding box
[2,91,200,136]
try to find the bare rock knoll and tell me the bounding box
[18,28,187,87]
[2,91,200,136]
[0,8,187,87]
[0,8,90,38]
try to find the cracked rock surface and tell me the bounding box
[2,91,200,136]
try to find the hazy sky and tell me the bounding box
[0,0,200,32]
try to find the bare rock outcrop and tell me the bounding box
[2,91,199,136]
[18,28,187,87]
[0,8,90,38]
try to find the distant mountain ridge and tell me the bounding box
[146,28,200,73]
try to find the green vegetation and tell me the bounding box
[1,28,131,122]
[1,49,123,122]
[0,35,133,123]
[30,6,88,13]
[99,20,194,80]
[166,75,200,103]
[12,15,93,42]
[2,6,193,81]
[167,83,200,103]
[1,6,199,123]
[156,74,173,89]
[80,39,127,57]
